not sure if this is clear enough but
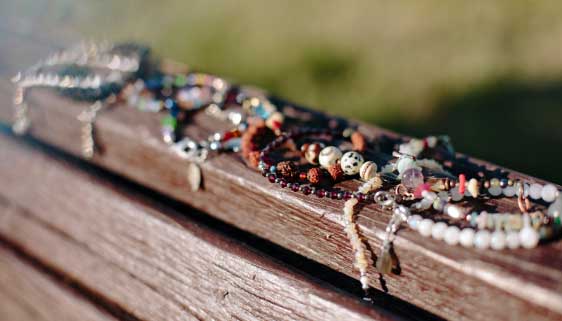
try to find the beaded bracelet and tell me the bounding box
[255,127,391,201]
[408,181,561,250]
[12,43,150,158]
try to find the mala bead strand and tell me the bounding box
[342,175,384,290]
[258,128,384,202]
[343,198,372,290]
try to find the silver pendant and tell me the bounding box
[186,162,202,192]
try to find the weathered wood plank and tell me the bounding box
[1,25,561,321]
[0,134,403,321]
[0,246,118,321]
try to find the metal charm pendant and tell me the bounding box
[186,162,202,192]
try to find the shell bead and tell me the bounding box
[318,146,342,169]
[340,151,364,175]
[359,161,378,181]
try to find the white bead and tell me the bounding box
[359,161,378,181]
[506,231,520,249]
[490,231,506,250]
[459,228,475,247]
[418,219,434,237]
[318,146,342,169]
[426,136,437,148]
[519,227,539,249]
[541,184,559,203]
[451,187,463,201]
[548,197,562,217]
[474,230,491,249]
[438,191,449,200]
[445,204,465,219]
[488,186,502,196]
[529,183,543,200]
[444,226,460,245]
[407,215,422,230]
[396,156,416,174]
[431,222,447,240]
[422,191,437,201]
[340,151,364,175]
[503,186,516,197]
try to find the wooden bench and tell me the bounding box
[0,17,561,321]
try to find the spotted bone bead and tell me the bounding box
[319,146,343,169]
[340,151,365,175]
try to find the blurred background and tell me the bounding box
[2,0,562,183]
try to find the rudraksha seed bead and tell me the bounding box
[327,163,344,182]
[307,167,325,185]
[351,131,367,152]
[241,122,275,159]
[277,161,298,179]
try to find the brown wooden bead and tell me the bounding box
[327,164,344,182]
[277,161,298,179]
[351,131,367,152]
[305,143,323,165]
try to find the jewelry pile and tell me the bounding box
[13,42,562,293]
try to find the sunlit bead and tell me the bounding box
[488,186,502,196]
[459,228,475,248]
[444,226,460,245]
[490,231,506,250]
[506,231,520,249]
[418,219,434,237]
[431,222,447,240]
[541,184,559,203]
[519,226,539,249]
[359,161,378,181]
[529,183,543,200]
[445,204,465,219]
[503,186,516,197]
[340,151,364,175]
[548,197,562,217]
[408,215,423,230]
[318,146,342,169]
[396,156,416,175]
[474,230,491,249]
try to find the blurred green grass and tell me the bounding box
[4,0,562,183]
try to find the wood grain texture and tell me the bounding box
[0,246,117,321]
[1,25,562,321]
[0,135,402,321]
